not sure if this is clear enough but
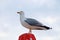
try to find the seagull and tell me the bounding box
[17,11,52,33]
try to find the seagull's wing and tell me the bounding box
[25,18,51,29]
[25,18,43,26]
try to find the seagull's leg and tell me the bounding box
[29,28,32,33]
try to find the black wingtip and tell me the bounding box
[47,27,52,30]
[41,26,52,30]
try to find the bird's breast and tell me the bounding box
[20,21,31,29]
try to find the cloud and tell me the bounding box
[40,16,58,24]
[36,36,55,40]
[41,36,54,40]
[19,0,56,9]
[32,0,56,7]
[0,32,8,38]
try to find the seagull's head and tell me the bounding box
[17,11,24,15]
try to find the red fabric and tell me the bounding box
[18,33,36,40]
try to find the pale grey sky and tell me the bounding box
[0,0,60,40]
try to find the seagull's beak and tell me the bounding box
[17,11,23,14]
[17,12,20,14]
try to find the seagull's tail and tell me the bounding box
[41,26,52,30]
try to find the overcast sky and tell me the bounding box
[0,0,60,40]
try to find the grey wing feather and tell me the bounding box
[25,18,51,29]
[25,18,43,26]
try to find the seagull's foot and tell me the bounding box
[29,29,32,33]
